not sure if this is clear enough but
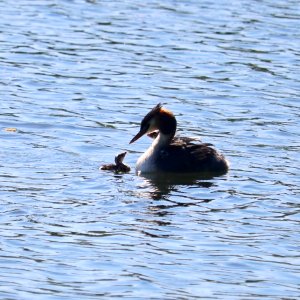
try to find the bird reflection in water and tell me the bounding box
[138,172,219,201]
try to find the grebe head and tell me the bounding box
[114,151,127,165]
[129,103,177,144]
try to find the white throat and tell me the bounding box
[135,132,172,174]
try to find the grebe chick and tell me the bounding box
[130,103,229,174]
[101,152,130,173]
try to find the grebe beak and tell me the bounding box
[129,127,148,144]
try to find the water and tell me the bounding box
[1,0,300,299]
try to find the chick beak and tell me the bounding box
[129,127,148,144]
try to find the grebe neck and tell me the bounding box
[136,130,174,174]
[152,131,174,149]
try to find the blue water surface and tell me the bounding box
[1,0,300,299]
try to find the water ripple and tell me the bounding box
[1,0,300,299]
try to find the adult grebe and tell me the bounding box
[130,103,229,174]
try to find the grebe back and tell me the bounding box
[130,103,229,174]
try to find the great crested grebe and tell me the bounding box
[130,103,229,174]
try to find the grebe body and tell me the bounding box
[130,104,229,174]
